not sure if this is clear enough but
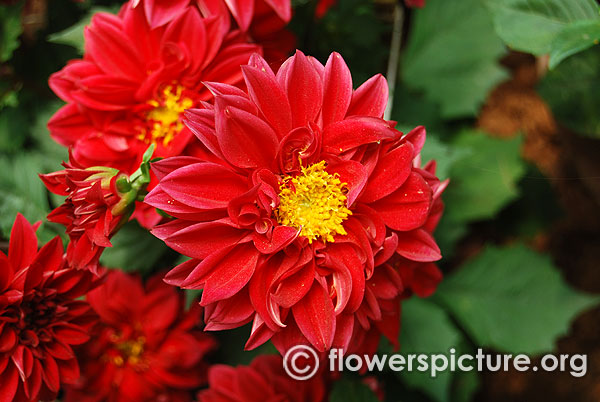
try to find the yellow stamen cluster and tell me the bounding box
[277,161,352,243]
[139,85,193,146]
[110,336,146,367]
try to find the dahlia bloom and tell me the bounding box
[146,51,444,354]
[197,355,326,402]
[0,214,97,402]
[64,270,216,402]
[48,1,261,227]
[130,0,294,67]
[40,151,151,275]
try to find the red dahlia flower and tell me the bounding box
[40,151,152,275]
[146,51,444,354]
[64,270,216,402]
[197,355,326,402]
[0,214,97,402]
[48,1,262,227]
[130,0,295,67]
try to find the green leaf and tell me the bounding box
[0,105,27,153]
[451,370,480,402]
[486,0,600,67]
[402,0,508,118]
[329,377,379,402]
[0,4,23,62]
[433,244,600,354]
[100,221,168,273]
[47,6,118,53]
[420,134,470,181]
[538,48,600,137]
[0,153,59,242]
[397,298,464,402]
[443,131,526,223]
[549,19,600,69]
[30,101,68,168]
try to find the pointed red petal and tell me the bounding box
[292,283,335,352]
[322,52,353,127]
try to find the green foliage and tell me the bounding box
[100,221,168,273]
[433,244,600,354]
[396,298,466,402]
[402,0,508,118]
[289,0,390,85]
[0,105,27,153]
[0,153,64,244]
[48,6,119,53]
[486,0,600,68]
[420,134,470,181]
[0,3,22,62]
[539,47,600,137]
[434,131,526,256]
[329,377,380,402]
[443,131,526,223]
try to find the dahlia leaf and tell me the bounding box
[394,298,469,402]
[47,6,118,54]
[402,0,508,118]
[485,0,600,68]
[0,154,63,244]
[538,48,600,138]
[99,221,167,273]
[442,131,526,223]
[329,377,379,402]
[433,244,600,354]
[0,3,22,63]
[419,134,470,181]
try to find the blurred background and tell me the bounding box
[1,0,599,401]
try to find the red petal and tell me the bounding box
[347,74,389,118]
[322,116,399,153]
[242,63,292,137]
[327,160,368,207]
[84,14,143,81]
[292,283,335,352]
[396,229,441,262]
[252,225,299,254]
[156,220,247,260]
[8,214,38,272]
[225,0,254,31]
[0,364,18,402]
[216,105,279,169]
[200,243,259,305]
[264,0,292,22]
[158,162,248,210]
[361,141,414,203]
[0,253,12,292]
[322,52,353,127]
[370,172,432,231]
[279,50,323,128]
[143,0,188,28]
[41,354,60,393]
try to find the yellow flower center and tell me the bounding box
[138,85,193,146]
[277,161,352,243]
[111,336,146,367]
